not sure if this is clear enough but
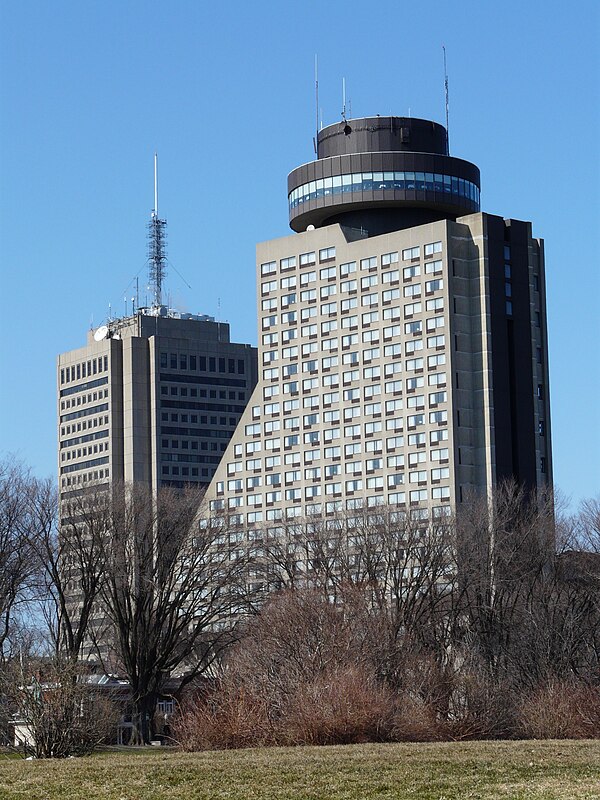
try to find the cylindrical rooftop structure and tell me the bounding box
[288,116,480,235]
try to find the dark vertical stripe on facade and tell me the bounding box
[488,217,537,489]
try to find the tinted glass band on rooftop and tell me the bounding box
[289,171,480,210]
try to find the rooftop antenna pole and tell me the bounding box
[342,77,347,121]
[148,152,167,310]
[443,45,450,155]
[154,152,158,216]
[314,54,319,155]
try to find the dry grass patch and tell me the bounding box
[0,740,598,800]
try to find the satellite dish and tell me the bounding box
[94,325,109,342]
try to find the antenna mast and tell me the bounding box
[315,55,319,155]
[443,46,450,155]
[154,152,158,216]
[148,152,167,309]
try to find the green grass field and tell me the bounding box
[0,740,598,800]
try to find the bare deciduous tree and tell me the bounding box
[9,658,118,757]
[0,460,40,665]
[93,482,256,744]
[26,479,109,663]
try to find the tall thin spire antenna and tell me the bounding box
[153,151,158,216]
[443,45,450,155]
[148,153,167,309]
[314,55,319,155]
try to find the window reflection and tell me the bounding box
[290,171,480,210]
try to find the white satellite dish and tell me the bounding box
[94,325,109,342]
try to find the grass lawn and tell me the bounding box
[0,740,598,800]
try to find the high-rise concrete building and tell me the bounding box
[57,310,258,495]
[201,116,551,529]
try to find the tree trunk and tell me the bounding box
[130,692,157,745]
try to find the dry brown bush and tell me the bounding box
[280,665,395,746]
[172,685,274,751]
[390,692,440,741]
[391,656,516,742]
[518,681,600,739]
[434,666,517,741]
[172,578,600,750]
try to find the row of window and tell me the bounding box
[60,388,109,411]
[261,248,336,274]
[244,406,447,437]
[234,427,448,458]
[160,412,238,426]
[202,503,451,530]
[262,367,446,389]
[224,465,449,489]
[161,439,227,452]
[263,334,447,366]
[214,520,441,550]
[61,468,109,488]
[60,429,109,450]
[239,425,448,451]
[161,465,212,478]
[60,402,109,424]
[261,244,442,278]
[209,492,450,519]
[159,353,247,374]
[60,356,109,386]
[227,448,449,476]
[62,369,244,426]
[60,414,109,437]
[160,432,231,453]
[218,483,451,504]
[60,376,108,398]
[60,455,109,475]
[288,171,480,208]
[262,319,444,353]
[261,281,444,315]
[262,352,445,379]
[60,441,109,462]
[161,452,222,463]
[263,309,445,337]
[252,377,445,419]
[260,390,448,416]
[160,386,245,401]
[261,258,443,294]
[262,386,448,406]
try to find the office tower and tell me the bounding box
[57,311,258,494]
[201,115,551,529]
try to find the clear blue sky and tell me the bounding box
[1,0,598,508]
